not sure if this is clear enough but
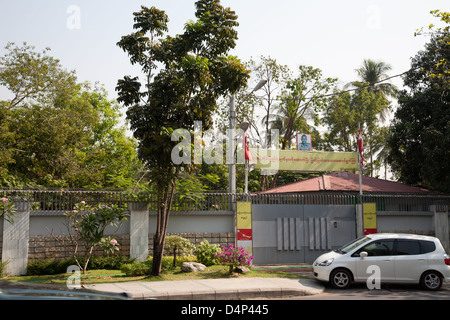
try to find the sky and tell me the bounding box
[1,0,448,104]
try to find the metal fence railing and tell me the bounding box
[1,190,449,213]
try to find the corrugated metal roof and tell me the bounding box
[260,172,431,194]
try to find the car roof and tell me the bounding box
[366,233,437,241]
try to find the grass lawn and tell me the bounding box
[1,265,310,287]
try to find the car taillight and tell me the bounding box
[445,258,450,266]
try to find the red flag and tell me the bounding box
[243,132,252,161]
[358,129,364,167]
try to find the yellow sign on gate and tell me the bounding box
[363,203,377,235]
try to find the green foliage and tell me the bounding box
[0,42,142,189]
[27,259,75,276]
[120,261,152,276]
[165,235,193,255]
[194,239,221,266]
[415,10,449,84]
[165,235,194,267]
[278,65,337,150]
[26,256,134,276]
[98,236,120,256]
[323,59,394,176]
[116,0,249,276]
[173,173,221,209]
[0,197,16,224]
[120,256,180,276]
[0,260,8,277]
[88,255,135,270]
[62,201,128,273]
[388,34,449,192]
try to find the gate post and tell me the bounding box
[128,202,149,262]
[431,205,449,253]
[2,201,30,276]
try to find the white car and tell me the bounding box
[313,233,450,290]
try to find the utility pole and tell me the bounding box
[228,94,236,195]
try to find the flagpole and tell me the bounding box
[357,124,364,237]
[359,154,363,197]
[358,123,363,197]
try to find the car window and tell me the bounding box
[338,236,371,254]
[396,240,421,255]
[355,240,395,256]
[419,240,436,254]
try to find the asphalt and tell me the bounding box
[82,264,326,300]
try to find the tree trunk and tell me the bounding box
[152,238,165,276]
[151,180,176,276]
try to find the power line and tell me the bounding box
[265,67,417,103]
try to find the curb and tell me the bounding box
[116,279,325,300]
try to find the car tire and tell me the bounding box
[420,271,443,291]
[330,269,352,289]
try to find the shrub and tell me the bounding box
[120,256,176,276]
[27,256,135,275]
[194,240,221,266]
[165,235,193,267]
[0,260,9,277]
[215,244,253,273]
[175,255,197,265]
[60,201,128,274]
[27,258,76,275]
[120,260,153,276]
[89,255,134,270]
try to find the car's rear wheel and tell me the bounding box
[420,271,443,291]
[330,269,352,289]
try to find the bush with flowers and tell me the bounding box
[55,201,128,274]
[0,197,16,224]
[215,244,253,274]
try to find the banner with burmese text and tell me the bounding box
[249,149,359,172]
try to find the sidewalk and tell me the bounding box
[83,265,326,300]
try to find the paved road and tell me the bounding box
[290,282,450,300]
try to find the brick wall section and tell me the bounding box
[27,234,131,260]
[19,232,235,261]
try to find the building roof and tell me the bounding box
[259,171,431,194]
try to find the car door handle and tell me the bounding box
[417,259,426,262]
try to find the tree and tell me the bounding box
[248,56,291,147]
[262,66,336,188]
[116,1,249,276]
[388,33,449,192]
[415,10,449,84]
[57,201,128,274]
[278,66,337,150]
[330,58,396,176]
[347,59,397,122]
[165,235,193,268]
[354,60,398,96]
[0,43,141,188]
[0,42,78,109]
[323,86,391,176]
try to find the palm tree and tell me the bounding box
[354,59,398,99]
[345,59,398,177]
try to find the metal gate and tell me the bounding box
[251,204,356,264]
